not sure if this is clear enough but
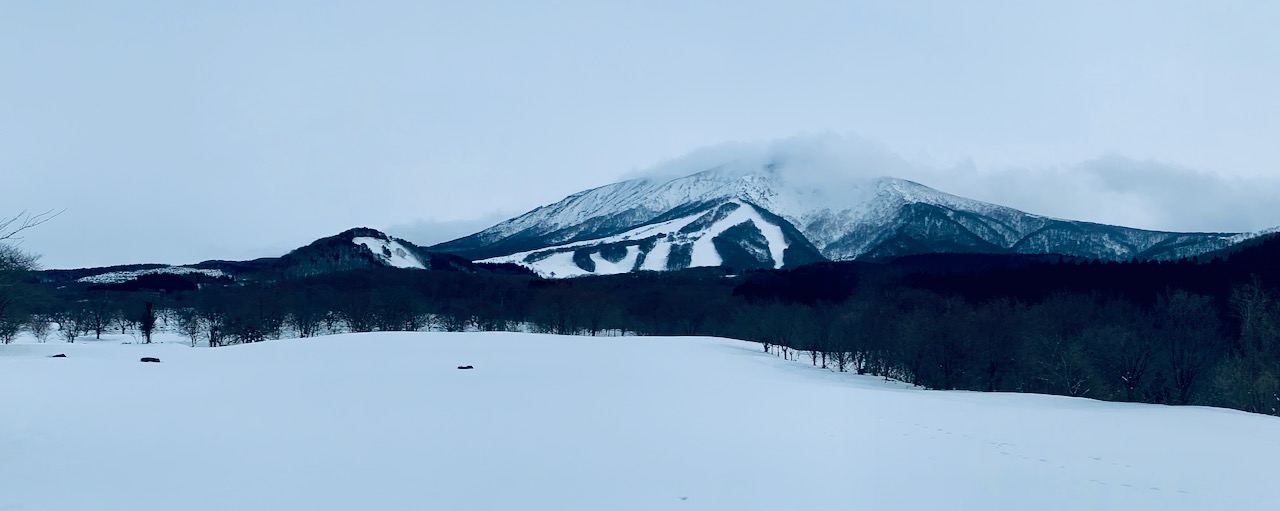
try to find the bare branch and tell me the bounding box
[0,209,63,242]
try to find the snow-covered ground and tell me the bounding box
[2,332,1278,510]
[352,236,426,269]
[75,266,226,284]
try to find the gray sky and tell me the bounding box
[3,1,1278,269]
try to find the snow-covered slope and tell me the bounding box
[1224,225,1280,245]
[270,227,492,278]
[352,236,426,269]
[433,161,1239,276]
[3,332,1277,510]
[479,200,818,278]
[75,266,226,284]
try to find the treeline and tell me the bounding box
[5,236,1280,416]
[731,283,1278,414]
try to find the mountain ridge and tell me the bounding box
[431,164,1250,277]
[39,227,532,285]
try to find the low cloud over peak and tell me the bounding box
[620,133,1280,234]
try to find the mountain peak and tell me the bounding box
[431,160,1241,276]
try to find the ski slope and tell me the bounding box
[352,236,426,269]
[481,200,792,277]
[2,332,1277,510]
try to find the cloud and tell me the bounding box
[623,133,1280,234]
[943,155,1280,233]
[622,132,920,183]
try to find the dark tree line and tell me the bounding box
[10,234,1280,415]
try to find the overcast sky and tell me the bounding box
[3,1,1278,269]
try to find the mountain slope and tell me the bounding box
[217,228,534,279]
[477,200,824,278]
[433,162,1243,276]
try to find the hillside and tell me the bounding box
[37,227,532,285]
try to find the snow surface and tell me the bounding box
[75,266,226,284]
[3,332,1278,510]
[1224,225,1280,244]
[590,245,642,274]
[641,241,673,272]
[523,251,594,279]
[688,201,788,268]
[481,200,790,277]
[352,236,425,269]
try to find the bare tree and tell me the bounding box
[174,307,205,347]
[1090,323,1156,401]
[0,211,58,343]
[50,307,86,343]
[0,244,42,343]
[1222,278,1280,412]
[86,291,117,340]
[0,210,60,243]
[1032,333,1095,397]
[1156,290,1221,405]
[0,312,19,344]
[113,311,134,335]
[27,314,52,343]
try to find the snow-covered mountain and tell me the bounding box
[433,162,1246,277]
[475,199,824,278]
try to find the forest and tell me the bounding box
[3,231,1279,416]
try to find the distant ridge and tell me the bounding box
[40,227,532,284]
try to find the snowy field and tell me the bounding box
[2,332,1278,510]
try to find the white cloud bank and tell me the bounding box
[622,133,1280,234]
